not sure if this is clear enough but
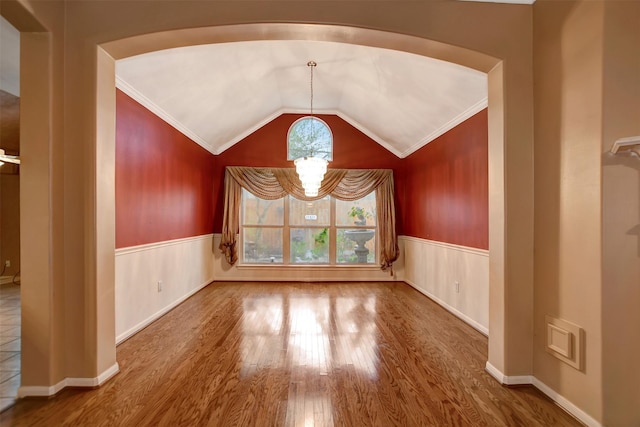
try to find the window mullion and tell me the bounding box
[330,197,336,264]
[284,195,290,265]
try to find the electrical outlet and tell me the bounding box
[455,281,460,293]
[4,260,10,268]
[157,281,163,292]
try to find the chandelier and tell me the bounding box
[294,61,329,197]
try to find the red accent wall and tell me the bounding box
[116,89,215,248]
[116,90,487,250]
[213,113,403,232]
[398,109,488,249]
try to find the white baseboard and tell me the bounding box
[484,362,602,427]
[404,279,489,336]
[18,362,120,398]
[17,381,67,398]
[532,377,602,427]
[116,278,212,344]
[485,361,532,385]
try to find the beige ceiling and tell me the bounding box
[116,40,487,158]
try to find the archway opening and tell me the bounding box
[97,22,505,381]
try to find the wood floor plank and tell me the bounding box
[0,281,583,426]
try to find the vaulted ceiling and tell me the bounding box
[4,13,489,160]
[116,40,488,159]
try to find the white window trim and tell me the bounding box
[240,194,377,266]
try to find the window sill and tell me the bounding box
[236,263,381,272]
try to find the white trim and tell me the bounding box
[485,362,533,385]
[405,277,489,335]
[484,361,507,383]
[115,234,213,256]
[484,363,602,427]
[99,362,121,384]
[532,378,602,427]
[215,110,288,155]
[399,235,489,257]
[116,278,212,344]
[335,99,488,160]
[116,74,486,160]
[217,107,404,158]
[334,111,404,158]
[18,381,67,398]
[399,97,488,158]
[18,363,120,397]
[236,264,382,272]
[67,363,120,387]
[0,276,14,285]
[116,76,213,153]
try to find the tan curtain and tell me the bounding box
[219,166,399,272]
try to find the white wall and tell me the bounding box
[115,234,214,343]
[398,236,489,334]
[115,233,487,345]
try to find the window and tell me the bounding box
[287,117,333,161]
[241,189,376,265]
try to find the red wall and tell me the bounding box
[115,89,215,248]
[213,114,403,232]
[116,91,487,250]
[398,109,488,249]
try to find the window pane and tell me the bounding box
[289,196,330,226]
[336,193,376,227]
[290,228,329,264]
[242,189,284,225]
[243,228,283,263]
[337,229,376,264]
[287,116,333,161]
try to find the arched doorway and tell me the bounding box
[12,19,526,396]
[96,23,508,382]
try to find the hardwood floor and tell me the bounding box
[0,281,581,426]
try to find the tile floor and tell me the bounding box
[0,283,20,412]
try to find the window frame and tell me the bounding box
[286,116,334,161]
[240,192,377,266]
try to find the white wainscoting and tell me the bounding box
[212,234,397,282]
[398,236,489,334]
[115,234,215,343]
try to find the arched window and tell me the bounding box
[287,116,333,161]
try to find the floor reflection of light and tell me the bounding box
[289,297,330,371]
[285,392,334,427]
[334,296,379,379]
[241,296,284,374]
[240,292,379,380]
[243,296,283,334]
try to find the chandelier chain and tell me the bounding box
[295,60,327,198]
[308,61,316,118]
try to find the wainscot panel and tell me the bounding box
[115,234,214,342]
[398,235,489,334]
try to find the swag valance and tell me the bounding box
[219,166,399,272]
